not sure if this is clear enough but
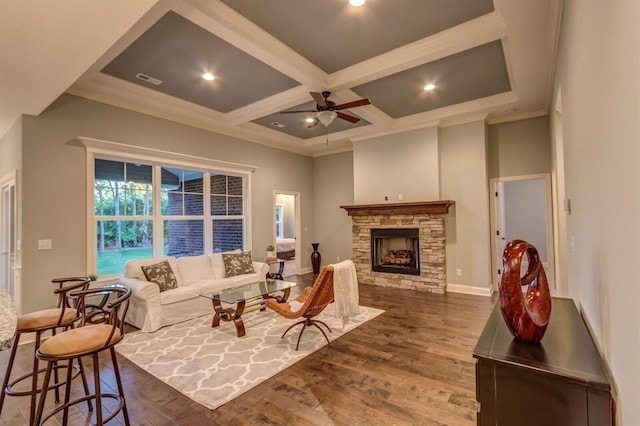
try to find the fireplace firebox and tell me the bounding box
[371,228,420,275]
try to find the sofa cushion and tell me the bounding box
[176,254,214,285]
[209,249,241,280]
[125,256,182,286]
[223,252,255,277]
[159,286,201,305]
[141,260,178,292]
[196,277,237,295]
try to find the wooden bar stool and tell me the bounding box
[34,285,132,425]
[0,277,93,424]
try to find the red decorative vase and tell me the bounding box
[499,240,552,343]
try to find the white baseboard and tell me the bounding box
[447,283,493,296]
[297,267,312,275]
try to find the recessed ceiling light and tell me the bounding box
[349,0,366,7]
[202,72,215,81]
[424,83,436,91]
[305,118,315,123]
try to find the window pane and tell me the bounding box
[95,159,152,217]
[162,168,203,216]
[96,220,152,276]
[211,195,226,215]
[228,197,242,215]
[228,176,243,196]
[125,163,152,185]
[164,220,205,257]
[212,219,243,252]
[166,192,183,216]
[184,194,203,215]
[210,174,226,195]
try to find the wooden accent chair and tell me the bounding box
[33,285,132,426]
[0,277,92,424]
[266,266,334,350]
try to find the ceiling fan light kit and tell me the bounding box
[317,111,338,127]
[279,91,370,129]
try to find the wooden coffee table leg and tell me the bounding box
[233,300,246,337]
[210,298,246,337]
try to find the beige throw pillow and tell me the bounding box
[222,251,255,277]
[141,260,178,292]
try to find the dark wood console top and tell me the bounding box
[340,200,454,216]
[474,298,611,390]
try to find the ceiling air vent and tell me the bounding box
[270,122,286,128]
[135,73,163,86]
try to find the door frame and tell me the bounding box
[489,173,555,293]
[272,190,301,274]
[0,170,21,315]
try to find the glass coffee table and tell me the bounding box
[201,279,297,337]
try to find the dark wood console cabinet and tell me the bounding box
[473,298,614,426]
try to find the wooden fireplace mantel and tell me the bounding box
[340,200,455,216]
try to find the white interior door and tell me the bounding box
[273,191,301,276]
[0,176,17,301]
[491,175,555,293]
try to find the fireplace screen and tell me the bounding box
[371,228,420,275]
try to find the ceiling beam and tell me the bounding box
[326,11,508,91]
[178,0,327,88]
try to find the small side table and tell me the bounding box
[265,259,285,280]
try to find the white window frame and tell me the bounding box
[274,204,283,239]
[81,137,257,280]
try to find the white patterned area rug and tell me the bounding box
[116,304,383,410]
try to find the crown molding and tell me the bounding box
[439,112,489,128]
[486,109,548,125]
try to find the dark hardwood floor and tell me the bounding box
[0,274,496,425]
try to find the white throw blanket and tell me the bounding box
[332,259,360,327]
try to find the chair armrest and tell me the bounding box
[118,277,160,301]
[253,261,269,277]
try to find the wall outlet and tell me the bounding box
[456,268,462,277]
[304,226,308,231]
[336,256,341,262]
[38,239,52,250]
[398,193,403,201]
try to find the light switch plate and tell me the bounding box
[38,239,52,250]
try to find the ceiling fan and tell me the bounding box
[279,91,371,128]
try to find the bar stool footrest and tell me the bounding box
[39,393,124,425]
[5,363,81,397]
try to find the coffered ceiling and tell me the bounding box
[65,0,562,157]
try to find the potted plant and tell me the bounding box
[266,245,276,259]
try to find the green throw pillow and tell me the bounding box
[141,260,178,292]
[222,251,255,277]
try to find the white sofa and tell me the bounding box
[118,252,268,332]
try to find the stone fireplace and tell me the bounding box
[341,201,454,293]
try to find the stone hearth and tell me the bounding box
[341,201,454,293]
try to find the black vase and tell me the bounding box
[311,243,321,274]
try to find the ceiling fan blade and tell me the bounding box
[306,119,319,129]
[337,112,360,123]
[280,110,317,114]
[310,92,327,108]
[335,98,371,110]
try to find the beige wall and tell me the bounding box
[487,116,551,178]
[553,0,640,423]
[312,151,354,267]
[20,94,314,313]
[353,127,439,203]
[440,121,492,290]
